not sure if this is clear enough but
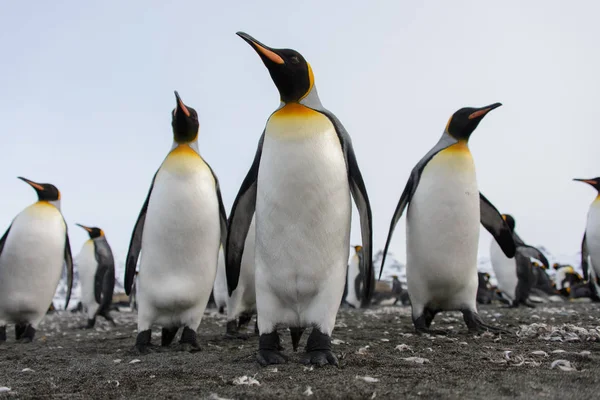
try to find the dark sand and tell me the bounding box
[1,303,599,399]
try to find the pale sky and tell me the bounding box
[1,1,598,265]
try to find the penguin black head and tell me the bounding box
[18,177,60,202]
[573,177,600,192]
[171,91,199,144]
[502,214,516,231]
[354,245,363,253]
[445,103,502,140]
[76,223,104,239]
[237,32,314,103]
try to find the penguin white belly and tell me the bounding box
[0,203,65,327]
[490,239,517,300]
[586,200,600,279]
[228,216,257,321]
[213,247,228,311]
[255,104,351,335]
[345,255,361,308]
[138,145,221,330]
[76,241,99,319]
[406,143,479,315]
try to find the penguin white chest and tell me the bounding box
[345,254,361,308]
[76,240,99,316]
[0,203,66,326]
[586,199,600,276]
[139,144,220,323]
[406,143,480,311]
[255,104,351,331]
[490,239,517,299]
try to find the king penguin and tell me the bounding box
[226,32,373,366]
[575,177,600,299]
[124,91,228,353]
[344,245,366,309]
[226,215,257,338]
[0,177,73,342]
[75,224,116,328]
[490,214,549,307]
[380,104,516,334]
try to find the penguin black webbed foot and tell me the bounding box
[301,328,338,367]
[0,326,6,343]
[257,331,287,366]
[16,325,36,343]
[133,329,156,354]
[224,320,251,340]
[462,309,511,335]
[178,327,201,353]
[415,327,449,336]
[257,349,288,366]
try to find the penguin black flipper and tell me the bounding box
[380,133,459,278]
[125,171,158,295]
[64,229,74,310]
[479,193,516,258]
[93,238,115,313]
[316,110,374,303]
[581,233,590,281]
[206,163,229,248]
[226,133,265,295]
[0,223,12,256]
[515,245,549,269]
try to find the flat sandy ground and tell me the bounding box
[1,303,599,399]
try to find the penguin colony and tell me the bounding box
[0,32,597,368]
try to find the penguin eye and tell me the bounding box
[290,56,300,64]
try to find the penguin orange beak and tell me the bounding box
[573,178,598,186]
[236,32,285,65]
[17,176,44,191]
[468,103,502,120]
[76,223,92,233]
[174,91,190,117]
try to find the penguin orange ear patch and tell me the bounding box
[254,43,285,65]
[468,108,491,120]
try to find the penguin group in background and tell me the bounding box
[490,214,549,307]
[381,104,515,334]
[476,273,495,304]
[75,224,116,328]
[226,216,257,338]
[344,245,366,308]
[213,246,228,314]
[227,32,373,366]
[553,265,583,296]
[0,177,73,342]
[124,92,228,353]
[575,177,600,300]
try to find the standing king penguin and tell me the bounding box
[125,92,228,353]
[0,177,73,342]
[227,32,373,366]
[574,177,600,299]
[344,245,367,309]
[380,105,516,334]
[75,224,116,328]
[490,214,549,307]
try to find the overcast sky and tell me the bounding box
[1,1,598,265]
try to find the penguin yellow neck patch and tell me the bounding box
[162,144,207,174]
[267,103,333,139]
[299,63,315,101]
[443,140,471,154]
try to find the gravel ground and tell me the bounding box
[1,302,599,399]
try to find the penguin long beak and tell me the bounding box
[17,176,44,191]
[174,91,190,117]
[468,103,502,120]
[236,31,285,65]
[573,178,597,186]
[76,223,92,233]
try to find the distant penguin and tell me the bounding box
[490,214,549,307]
[213,246,228,314]
[344,245,364,309]
[575,177,600,300]
[75,224,116,328]
[226,216,257,337]
[381,104,515,334]
[554,265,583,296]
[226,32,373,366]
[0,177,73,343]
[476,273,493,304]
[124,92,228,353]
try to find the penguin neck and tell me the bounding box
[37,199,61,210]
[297,84,323,109]
[170,139,200,156]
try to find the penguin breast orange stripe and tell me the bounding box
[267,103,334,140]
